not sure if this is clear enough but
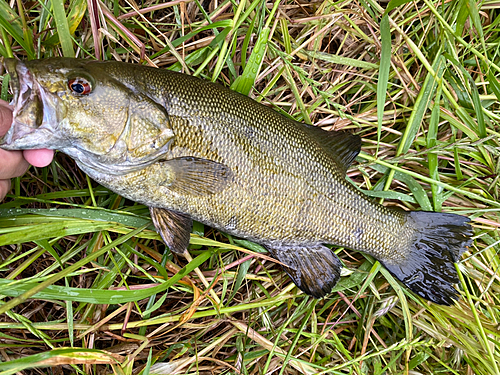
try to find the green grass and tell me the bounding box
[0,0,499,374]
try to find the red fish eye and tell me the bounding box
[68,78,92,95]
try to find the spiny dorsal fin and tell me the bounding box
[303,124,361,173]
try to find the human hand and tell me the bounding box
[0,100,54,200]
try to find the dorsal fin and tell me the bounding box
[303,124,361,173]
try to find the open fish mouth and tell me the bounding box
[0,58,57,150]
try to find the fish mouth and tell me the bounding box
[0,58,57,150]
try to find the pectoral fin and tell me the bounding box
[266,244,342,298]
[150,207,192,254]
[159,157,233,196]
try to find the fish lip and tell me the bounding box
[0,59,34,148]
[0,59,56,150]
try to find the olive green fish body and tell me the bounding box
[84,63,406,254]
[0,58,472,304]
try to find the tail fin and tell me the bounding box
[381,211,472,305]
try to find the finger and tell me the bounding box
[24,149,54,167]
[0,179,12,201]
[0,102,13,136]
[0,148,29,179]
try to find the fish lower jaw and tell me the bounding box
[0,121,56,150]
[4,61,59,150]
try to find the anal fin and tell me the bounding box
[266,244,342,298]
[150,207,192,254]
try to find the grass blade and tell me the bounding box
[51,0,75,57]
[377,15,391,154]
[0,1,35,58]
[399,52,445,155]
[0,250,212,303]
[427,84,443,211]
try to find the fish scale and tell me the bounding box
[0,58,473,304]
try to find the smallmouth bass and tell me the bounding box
[0,58,472,304]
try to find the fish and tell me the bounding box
[0,58,473,305]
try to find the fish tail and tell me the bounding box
[380,211,472,305]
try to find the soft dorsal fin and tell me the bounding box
[302,124,361,173]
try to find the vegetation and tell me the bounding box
[0,0,499,374]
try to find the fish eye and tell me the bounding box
[68,78,92,95]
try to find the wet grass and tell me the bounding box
[0,0,499,374]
